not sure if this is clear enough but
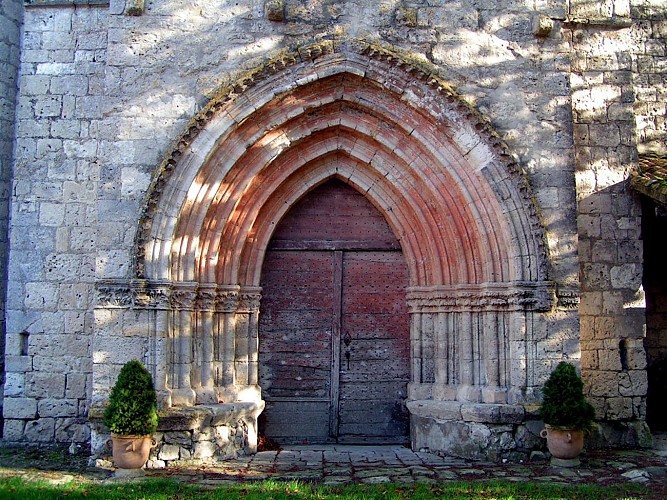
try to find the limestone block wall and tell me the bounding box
[570,0,650,442]
[3,0,654,451]
[633,0,667,156]
[5,0,582,448]
[3,3,108,444]
[0,0,24,421]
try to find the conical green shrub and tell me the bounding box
[103,359,158,436]
[540,361,595,431]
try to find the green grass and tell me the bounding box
[0,476,649,500]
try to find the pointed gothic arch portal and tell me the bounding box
[258,179,411,444]
[130,42,554,456]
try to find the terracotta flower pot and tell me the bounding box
[111,434,157,469]
[540,425,584,460]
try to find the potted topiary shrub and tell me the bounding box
[539,361,595,466]
[103,359,159,471]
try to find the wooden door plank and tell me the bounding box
[330,250,343,438]
[338,251,410,442]
[258,250,334,441]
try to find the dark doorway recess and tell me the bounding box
[258,179,410,444]
[642,198,667,432]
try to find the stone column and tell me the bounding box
[169,283,197,406]
[407,283,552,406]
[214,286,239,402]
[236,288,262,394]
[195,285,217,404]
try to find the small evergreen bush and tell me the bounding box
[103,360,159,436]
[540,361,595,431]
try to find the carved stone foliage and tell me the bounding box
[406,282,555,313]
[95,280,260,314]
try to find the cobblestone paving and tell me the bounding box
[1,442,666,493]
[142,444,667,488]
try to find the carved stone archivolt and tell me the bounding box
[121,40,560,417]
[134,40,550,286]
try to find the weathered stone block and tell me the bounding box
[21,75,50,95]
[628,370,648,396]
[461,404,500,423]
[4,355,33,373]
[4,372,25,397]
[3,397,37,419]
[2,419,26,441]
[93,336,146,364]
[163,431,191,446]
[65,372,87,399]
[25,372,66,398]
[406,400,462,421]
[599,348,622,371]
[580,349,599,370]
[625,344,647,370]
[606,396,634,420]
[193,441,216,459]
[158,443,180,461]
[588,371,620,397]
[610,264,642,289]
[24,418,56,443]
[25,282,59,310]
[55,418,91,443]
[38,398,78,417]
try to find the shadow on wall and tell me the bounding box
[578,180,646,423]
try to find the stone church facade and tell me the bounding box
[0,0,666,461]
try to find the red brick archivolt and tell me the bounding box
[139,47,548,291]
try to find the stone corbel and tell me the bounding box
[125,0,144,16]
[264,0,284,22]
[532,15,554,37]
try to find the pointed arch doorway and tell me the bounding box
[258,179,410,444]
[122,42,555,459]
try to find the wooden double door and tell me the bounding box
[258,180,410,444]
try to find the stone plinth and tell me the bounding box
[407,400,538,461]
[90,402,264,467]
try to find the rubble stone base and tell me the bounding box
[408,401,654,461]
[91,402,264,468]
[408,401,541,461]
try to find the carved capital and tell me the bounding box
[556,284,580,309]
[170,284,198,310]
[196,286,218,311]
[96,284,132,308]
[133,281,171,309]
[238,287,262,313]
[216,290,239,312]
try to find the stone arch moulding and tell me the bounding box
[97,41,556,450]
